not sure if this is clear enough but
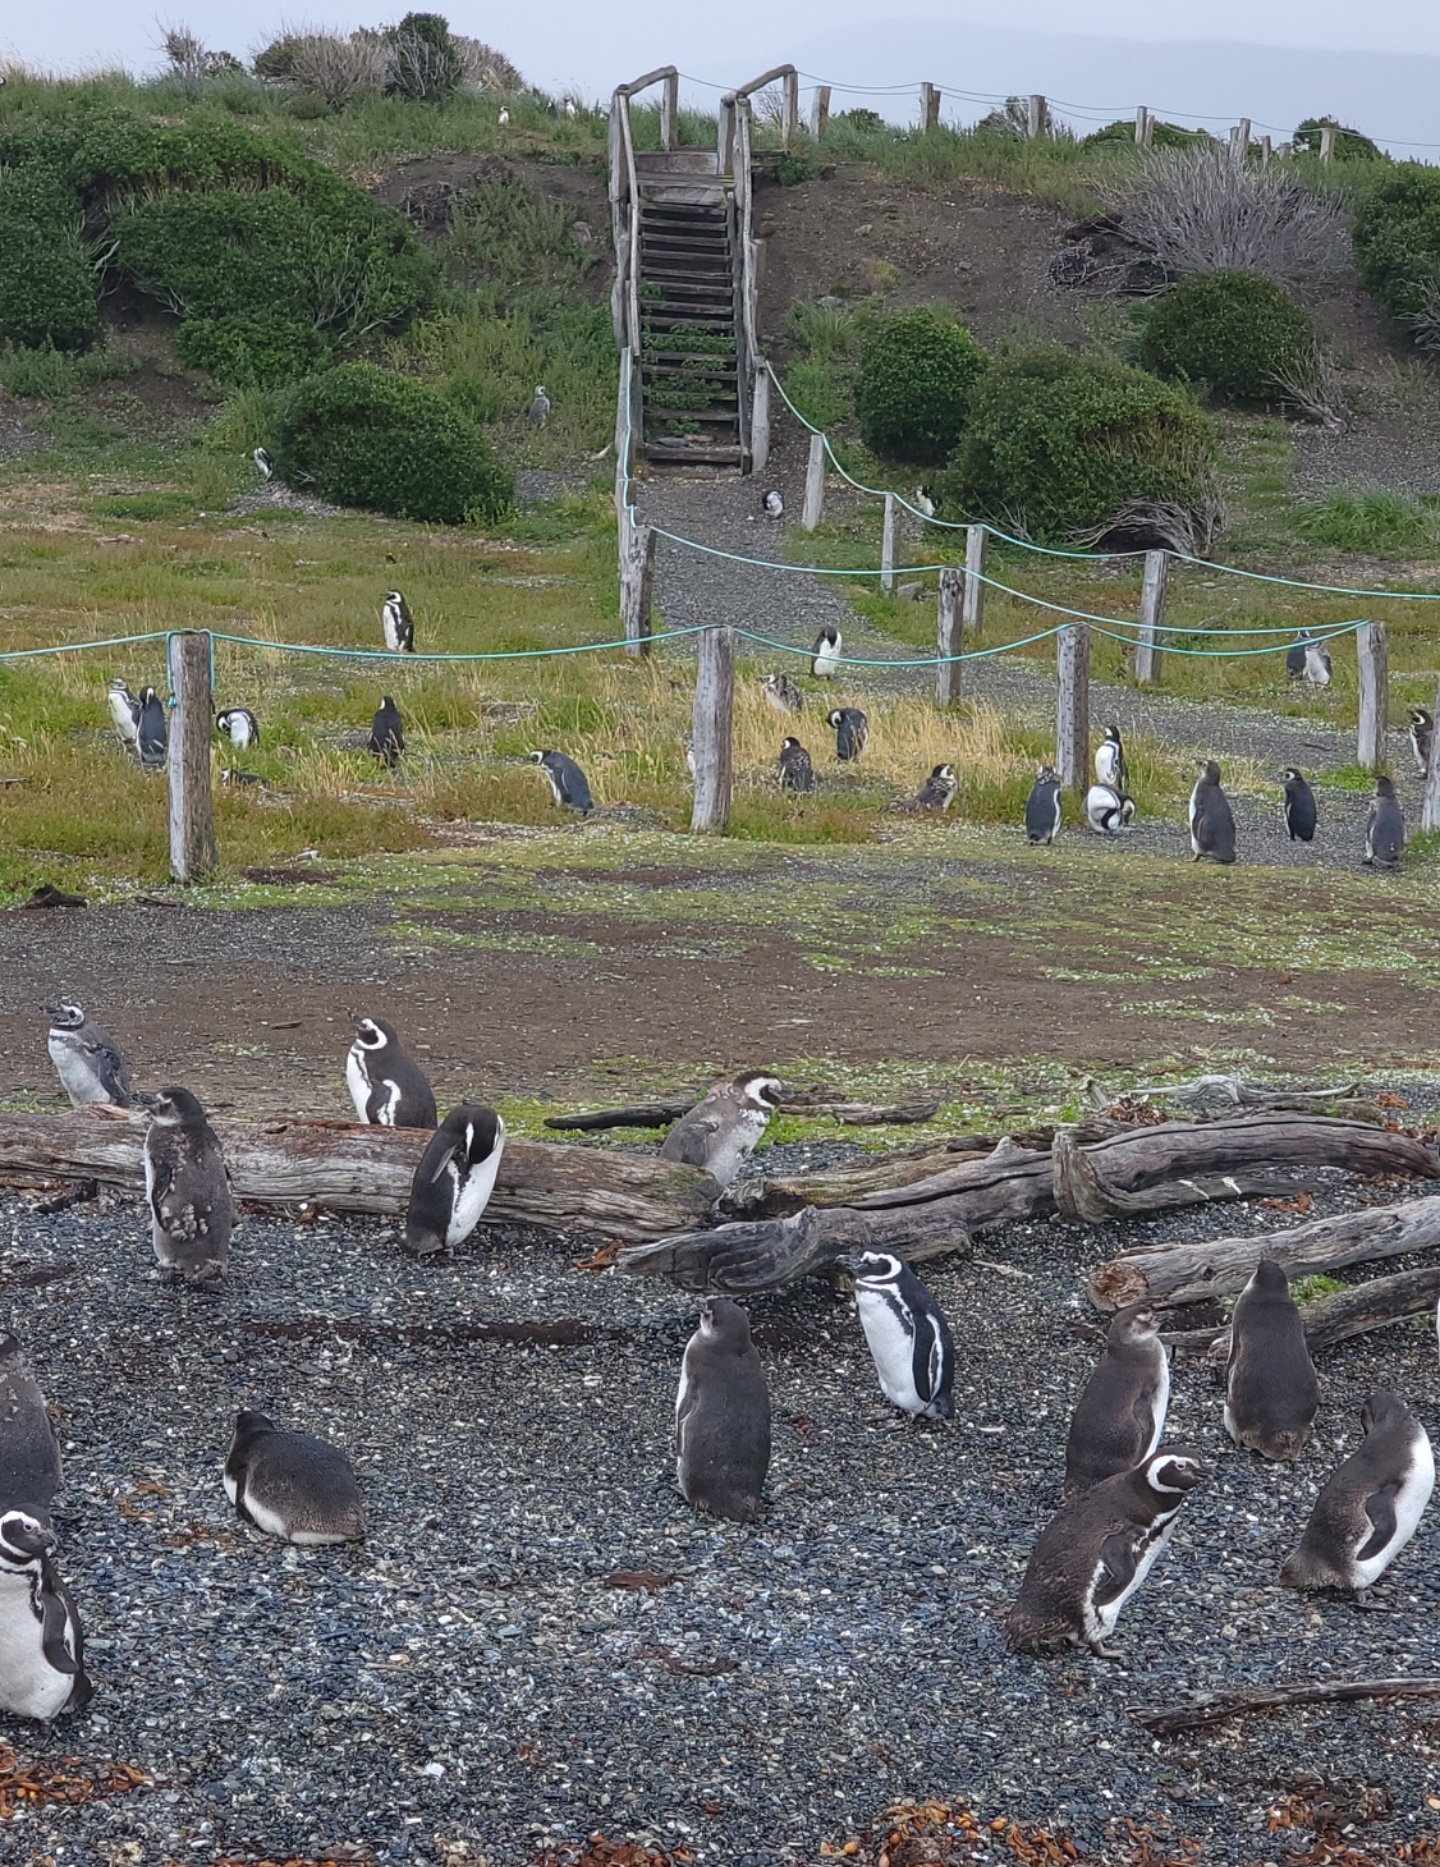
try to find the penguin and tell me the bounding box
[345,1016,437,1130]
[1364,775,1404,869]
[761,672,803,715]
[1285,631,1310,679]
[1304,638,1333,687]
[381,591,415,654]
[1408,705,1433,777]
[915,763,957,811]
[530,747,593,813]
[0,1511,91,1719]
[1189,759,1236,865]
[1282,767,1317,843]
[777,737,814,794]
[1004,1447,1209,1658]
[1224,1258,1320,1460]
[143,1087,234,1283]
[0,1335,62,1526]
[659,1071,782,1190]
[252,446,274,481]
[369,695,404,767]
[224,1410,366,1546]
[137,687,167,770]
[913,487,935,520]
[811,625,842,678]
[215,707,259,752]
[45,1001,134,1108]
[1094,725,1128,793]
[1026,765,1063,845]
[1085,783,1134,835]
[1281,1390,1434,1595]
[675,1298,770,1524]
[106,678,141,750]
[564,99,577,119]
[682,730,696,778]
[761,489,784,519]
[404,1104,506,1255]
[840,1250,955,1421]
[498,106,510,126]
[827,706,869,761]
[526,386,552,430]
[1063,1305,1170,1499]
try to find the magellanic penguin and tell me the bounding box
[1408,705,1433,777]
[811,625,842,679]
[1004,1447,1209,1659]
[1281,1390,1434,1595]
[137,686,168,770]
[913,487,936,520]
[761,672,804,715]
[404,1104,506,1256]
[659,1071,782,1190]
[106,678,141,750]
[224,1410,366,1545]
[675,1298,771,1524]
[0,1511,92,1719]
[1085,783,1134,836]
[252,445,274,480]
[346,1017,437,1129]
[1303,638,1333,687]
[382,590,415,654]
[215,707,259,752]
[531,748,594,813]
[1364,775,1404,869]
[0,1334,63,1526]
[1094,725,1129,794]
[143,1087,234,1283]
[777,737,815,794]
[45,1001,134,1108]
[526,385,551,430]
[1189,759,1236,865]
[1282,768,1317,843]
[1063,1305,1170,1499]
[1026,766,1063,845]
[1285,631,1311,679]
[827,706,869,761]
[840,1250,955,1421]
[915,763,957,811]
[1224,1258,1319,1460]
[369,695,404,767]
[761,488,784,519]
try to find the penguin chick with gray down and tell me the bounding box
[1364,775,1405,869]
[1004,1447,1209,1659]
[1224,1258,1320,1460]
[1026,766,1062,844]
[777,737,814,794]
[531,747,593,813]
[915,763,957,811]
[143,1087,234,1283]
[0,1334,62,1527]
[660,1072,782,1190]
[1189,759,1236,865]
[224,1409,366,1545]
[827,706,868,761]
[404,1104,506,1256]
[346,1016,437,1129]
[1063,1304,1169,1499]
[45,1001,134,1108]
[761,672,804,715]
[840,1250,955,1421]
[1282,768,1317,843]
[1281,1390,1434,1596]
[675,1298,770,1523]
[1085,783,1134,836]
[0,1511,92,1719]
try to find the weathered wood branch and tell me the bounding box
[544,1100,691,1132]
[1166,1263,1440,1359]
[544,1095,942,1134]
[0,1109,717,1242]
[1133,1676,1440,1738]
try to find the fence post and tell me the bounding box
[1229,119,1251,165]
[690,628,735,834]
[1424,673,1440,832]
[1056,625,1091,794]
[1320,125,1337,165]
[1135,105,1153,147]
[802,431,826,531]
[962,523,987,640]
[1134,548,1169,686]
[1259,134,1272,166]
[1027,94,1047,139]
[936,566,963,708]
[750,365,771,475]
[660,73,678,151]
[880,492,898,593]
[921,83,941,131]
[1356,621,1388,773]
[167,630,217,884]
[781,70,799,148]
[621,521,656,658]
[811,86,831,140]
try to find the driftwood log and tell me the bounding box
[1133,1675,1440,1737]
[546,1095,941,1134]
[0,1109,718,1242]
[1165,1263,1440,1360]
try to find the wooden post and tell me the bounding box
[167,630,217,883]
[1355,622,1388,773]
[1320,125,1337,165]
[802,431,826,531]
[1027,94,1047,139]
[811,86,831,140]
[620,522,656,658]
[1229,119,1250,165]
[750,365,771,475]
[690,628,735,834]
[781,70,799,149]
[1135,106,1153,147]
[921,83,941,131]
[1424,672,1440,832]
[1056,625,1091,794]
[936,567,963,708]
[880,492,898,594]
[1259,134,1272,166]
[1134,548,1169,686]
[962,523,987,640]
[660,73,678,151]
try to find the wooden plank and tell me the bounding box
[921,82,941,132]
[880,491,898,594]
[811,85,831,140]
[802,432,826,532]
[1320,124,1337,165]
[1356,620,1388,772]
[1135,105,1153,147]
[962,524,987,639]
[936,566,963,708]
[1134,548,1169,686]
[1229,118,1251,165]
[750,364,771,474]
[660,72,677,151]
[620,522,656,658]
[690,628,735,834]
[1055,624,1090,793]
[1027,94,1047,139]
[1424,670,1440,832]
[167,630,216,884]
[781,70,799,148]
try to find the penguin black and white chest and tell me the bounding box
[1282,1389,1434,1594]
[252,446,274,481]
[106,678,141,749]
[1282,768,1317,842]
[404,1104,506,1255]
[1025,765,1063,844]
[659,1071,782,1189]
[1004,1447,1209,1658]
[1365,775,1404,869]
[841,1249,955,1420]
[762,672,803,715]
[369,695,404,766]
[1408,706,1433,777]
[0,1334,62,1527]
[45,1000,134,1108]
[531,747,594,813]
[1085,782,1134,835]
[0,1511,91,1719]
[1224,1258,1319,1459]
[827,706,868,760]
[382,590,415,653]
[675,1298,771,1524]
[1094,725,1128,793]
[916,763,957,811]
[1303,638,1333,686]
[1063,1305,1169,1498]
[143,1087,234,1282]
[346,1016,437,1129]
[1189,759,1236,864]
[1286,632,1310,679]
[811,625,842,678]
[224,1410,366,1545]
[137,687,167,769]
[215,707,259,752]
[777,737,814,794]
[761,488,784,519]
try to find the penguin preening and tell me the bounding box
[1408,706,1433,777]
[1004,1447,1209,1658]
[915,763,957,811]
[1085,783,1134,836]
[1364,775,1404,869]
[0,1335,63,1527]
[531,747,594,813]
[659,1072,782,1190]
[1224,1258,1319,1460]
[1026,766,1063,844]
[1282,1390,1434,1595]
[841,1250,955,1421]
[346,1017,437,1130]
[137,687,167,770]
[382,591,415,654]
[404,1104,506,1255]
[368,695,404,767]
[215,707,259,752]
[1282,767,1317,843]
[1303,638,1333,687]
[143,1087,234,1283]
[675,1298,770,1524]
[1189,759,1236,865]
[106,678,141,750]
[0,1511,91,1719]
[224,1410,366,1545]
[45,1001,134,1108]
[777,737,814,794]
[761,489,784,519]
[761,672,804,715]
[827,706,869,761]
[1063,1305,1169,1499]
[1094,725,1128,794]
[811,625,842,678]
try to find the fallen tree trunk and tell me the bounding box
[1166,1263,1440,1360]
[546,1095,942,1135]
[544,1101,691,1132]
[1133,1675,1440,1737]
[0,1109,718,1242]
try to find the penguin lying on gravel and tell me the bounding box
[1282,1390,1434,1595]
[404,1105,506,1256]
[841,1250,954,1421]
[659,1072,782,1190]
[1224,1259,1319,1461]
[1025,766,1062,844]
[0,1334,62,1526]
[0,1511,92,1719]
[45,1001,134,1108]
[225,1410,366,1545]
[675,1299,770,1523]
[143,1087,234,1283]
[1063,1304,1169,1499]
[346,1017,437,1130]
[915,763,957,811]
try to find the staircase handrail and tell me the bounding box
[609,66,681,358]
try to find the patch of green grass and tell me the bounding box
[1291,1273,1349,1304]
[1294,486,1438,556]
[0,342,139,400]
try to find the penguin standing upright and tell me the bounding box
[827,706,869,761]
[811,625,842,678]
[1282,768,1317,842]
[1224,1258,1320,1460]
[143,1087,234,1283]
[0,1511,91,1719]
[1094,726,1129,793]
[1004,1447,1209,1658]
[915,763,957,811]
[1303,638,1333,687]
[137,687,168,769]
[840,1250,955,1421]
[1085,783,1134,835]
[382,591,415,654]
[1063,1305,1170,1498]
[404,1104,506,1255]
[45,1001,134,1108]
[106,678,141,750]
[369,695,404,767]
[1189,759,1237,864]
[761,673,803,715]
[1364,775,1405,869]
[224,1410,366,1545]
[346,1017,437,1129]
[1282,1390,1434,1594]
[215,707,260,752]
[1026,766,1063,844]
[659,1072,782,1189]
[777,737,814,794]
[675,1299,771,1524]
[531,748,593,813]
[0,1334,62,1525]
[1286,632,1311,679]
[1408,706,1433,777]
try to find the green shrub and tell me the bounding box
[174,315,333,387]
[0,167,97,351]
[1353,166,1440,320]
[937,349,1220,546]
[1294,486,1435,554]
[0,340,136,398]
[385,11,463,101]
[1137,269,1314,403]
[773,148,820,187]
[1294,118,1383,162]
[1082,119,1206,149]
[271,362,513,524]
[853,306,987,464]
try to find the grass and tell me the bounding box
[1294,486,1440,556]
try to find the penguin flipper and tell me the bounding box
[427,1137,465,1185]
[1093,1532,1140,1606]
[37,1568,79,1680]
[87,1041,132,1105]
[1355,1483,1400,1564]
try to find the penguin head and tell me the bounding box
[150,1086,209,1128]
[826,709,845,729]
[529,749,551,768]
[107,677,133,697]
[781,736,803,752]
[1409,706,1433,728]
[1282,766,1304,786]
[378,694,398,713]
[352,1016,396,1053]
[1035,763,1058,786]
[1118,796,1137,825]
[1142,1447,1209,1497]
[930,763,956,783]
[1198,758,1222,785]
[385,591,404,607]
[44,1000,86,1030]
[448,1103,503,1162]
[1102,725,1122,743]
[232,1407,279,1446]
[1110,1302,1160,1344]
[1360,1389,1406,1436]
[698,1297,753,1345]
[1376,774,1398,799]
[839,1249,904,1285]
[1246,1258,1291,1300]
[0,1509,54,1569]
[732,1072,782,1112]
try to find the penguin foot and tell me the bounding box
[1089,1639,1124,1660]
[1349,1589,1384,1611]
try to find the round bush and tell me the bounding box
[272,363,513,525]
[0,170,97,352]
[174,315,332,388]
[1353,165,1440,320]
[1137,269,1313,403]
[1293,118,1382,162]
[936,350,1220,546]
[853,307,987,465]
[1082,118,1205,150]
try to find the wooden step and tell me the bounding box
[646,406,740,424]
[643,441,744,466]
[645,366,739,383]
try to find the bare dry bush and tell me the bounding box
[452,35,522,92]
[287,31,390,109]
